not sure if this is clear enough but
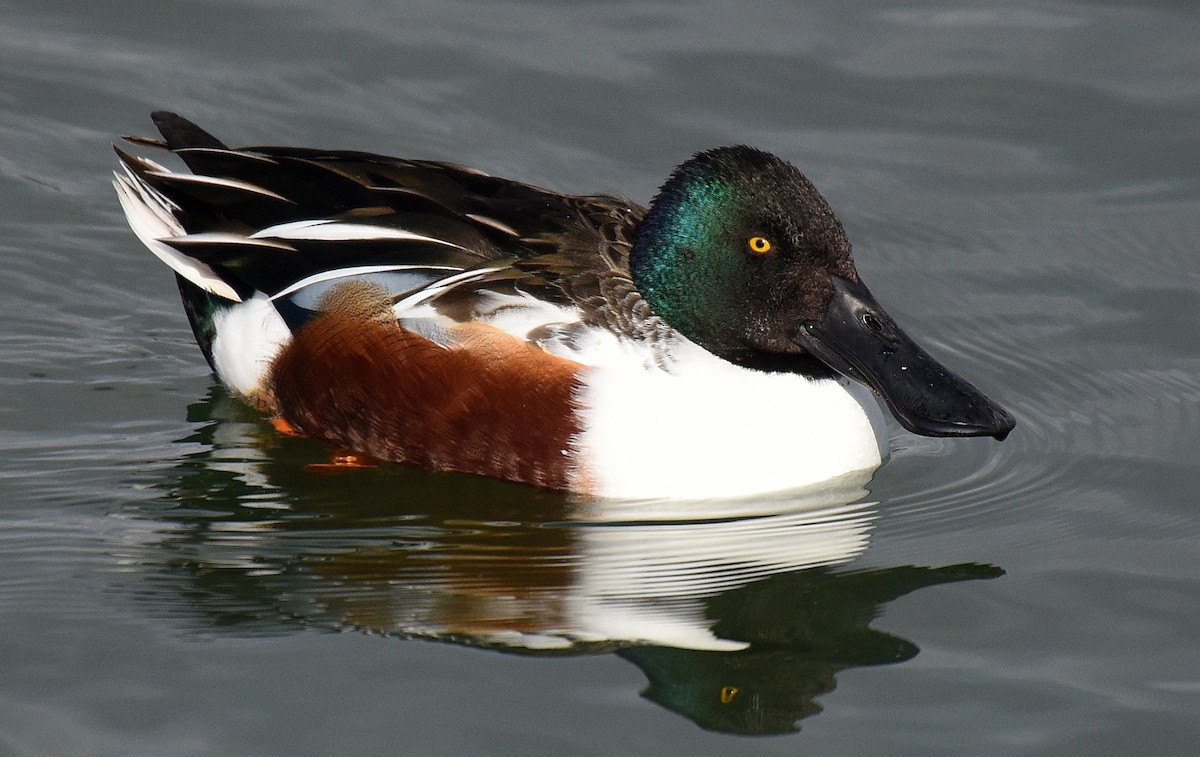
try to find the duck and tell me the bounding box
[113,111,1013,499]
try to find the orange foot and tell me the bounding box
[306,450,378,475]
[270,417,304,437]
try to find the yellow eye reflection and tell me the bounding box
[748,236,772,254]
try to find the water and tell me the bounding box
[2,1,1199,754]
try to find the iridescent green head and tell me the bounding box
[630,146,858,362]
[630,146,1016,441]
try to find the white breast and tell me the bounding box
[568,338,887,500]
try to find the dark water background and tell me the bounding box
[2,1,1199,754]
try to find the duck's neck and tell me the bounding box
[629,198,749,357]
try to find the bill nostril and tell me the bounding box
[861,312,884,334]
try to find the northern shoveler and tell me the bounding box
[114,112,1013,499]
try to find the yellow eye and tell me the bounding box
[748,236,772,254]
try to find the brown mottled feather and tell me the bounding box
[268,282,586,491]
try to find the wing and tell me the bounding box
[116,112,674,356]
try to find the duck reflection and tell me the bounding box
[619,561,999,734]
[132,388,1002,735]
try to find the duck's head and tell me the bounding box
[631,146,1014,440]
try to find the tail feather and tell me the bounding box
[150,111,227,151]
[113,145,243,302]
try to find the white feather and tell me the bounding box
[210,293,292,398]
[113,172,243,302]
[250,219,466,248]
[272,264,458,300]
[390,268,496,314]
[145,170,292,202]
[569,338,888,499]
[168,232,295,251]
[472,290,582,342]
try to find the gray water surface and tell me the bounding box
[2,1,1199,755]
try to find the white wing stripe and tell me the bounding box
[249,219,467,248]
[271,264,461,300]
